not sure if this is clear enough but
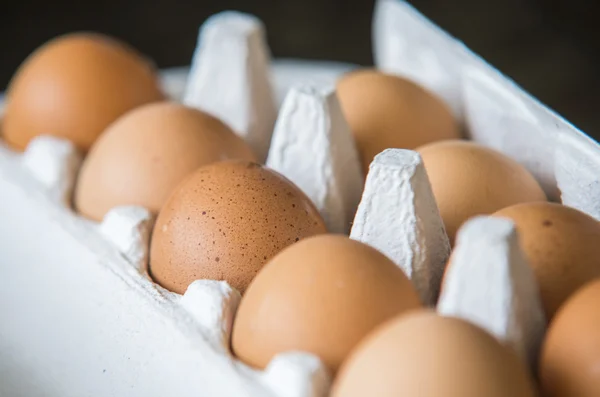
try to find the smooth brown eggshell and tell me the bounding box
[332,311,537,397]
[149,160,327,295]
[336,69,460,174]
[75,102,256,221]
[2,32,165,152]
[418,140,546,245]
[494,202,600,319]
[540,279,600,397]
[231,234,422,374]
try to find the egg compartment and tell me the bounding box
[0,12,350,397]
[0,17,346,397]
[1,1,599,396]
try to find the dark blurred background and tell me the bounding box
[1,0,599,138]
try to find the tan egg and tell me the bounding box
[2,32,165,152]
[336,69,460,174]
[418,140,546,244]
[494,202,600,319]
[149,160,327,294]
[332,311,537,397]
[74,102,256,221]
[540,279,600,397]
[231,234,421,374]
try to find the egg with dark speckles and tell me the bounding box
[493,202,600,319]
[149,160,328,294]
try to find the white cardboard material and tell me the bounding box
[161,60,356,111]
[268,60,357,108]
[21,136,82,206]
[2,0,600,395]
[462,68,557,199]
[437,216,546,369]
[183,11,277,162]
[350,149,450,305]
[0,158,272,397]
[262,352,331,397]
[180,280,241,351]
[555,131,600,220]
[99,206,155,271]
[266,84,363,234]
[374,0,600,213]
[0,61,348,397]
[373,0,464,118]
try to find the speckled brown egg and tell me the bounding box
[336,69,460,174]
[332,311,537,397]
[494,202,600,319]
[540,279,600,397]
[149,160,327,294]
[418,140,547,245]
[2,32,165,152]
[232,234,422,374]
[74,102,256,221]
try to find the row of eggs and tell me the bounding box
[2,30,600,396]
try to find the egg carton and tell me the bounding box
[1,1,599,396]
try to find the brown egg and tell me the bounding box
[149,160,327,294]
[232,234,421,374]
[336,69,460,174]
[540,279,600,397]
[332,311,537,397]
[418,140,546,244]
[75,102,256,221]
[494,202,600,319]
[2,32,165,152]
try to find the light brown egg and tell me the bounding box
[418,140,546,244]
[74,102,256,221]
[336,69,460,174]
[149,160,327,295]
[332,311,537,397]
[231,234,421,374]
[494,202,600,319]
[2,32,165,152]
[540,279,600,397]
